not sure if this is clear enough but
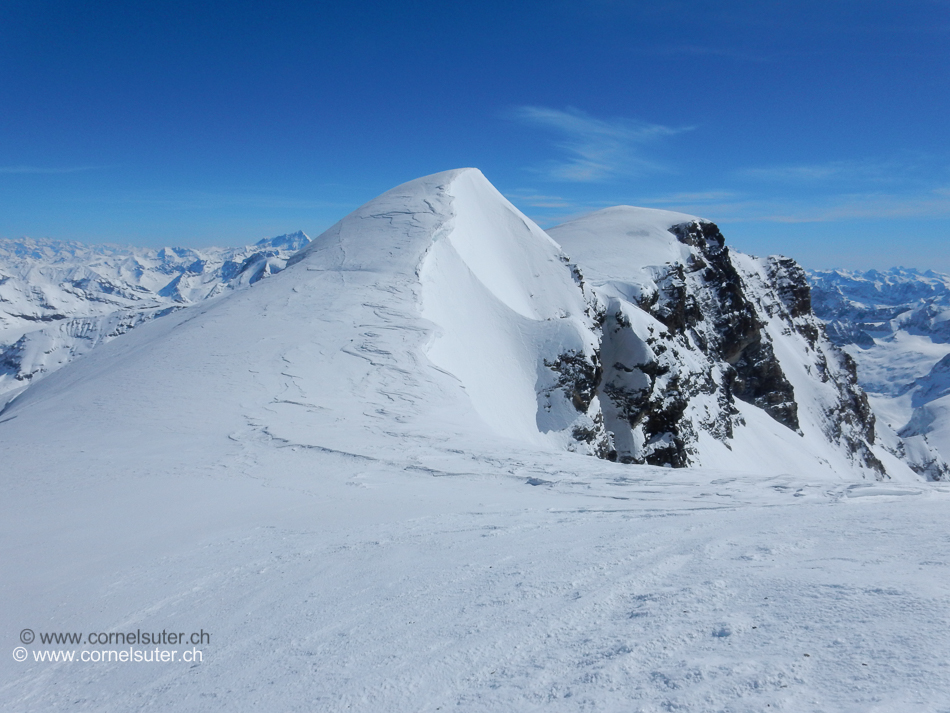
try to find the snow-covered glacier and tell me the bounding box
[4,169,950,713]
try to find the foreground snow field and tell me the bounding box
[4,452,950,712]
[3,169,949,711]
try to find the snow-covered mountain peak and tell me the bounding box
[288,168,465,274]
[547,205,701,285]
[255,230,311,251]
[0,169,931,481]
[289,167,583,321]
[431,167,584,321]
[284,167,603,449]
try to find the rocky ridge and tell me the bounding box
[550,211,892,476]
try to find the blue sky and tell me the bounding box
[1,0,948,270]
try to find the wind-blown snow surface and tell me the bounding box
[3,170,950,711]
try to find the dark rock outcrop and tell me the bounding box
[552,214,888,477]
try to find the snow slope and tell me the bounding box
[5,449,950,713]
[419,169,603,449]
[3,170,949,712]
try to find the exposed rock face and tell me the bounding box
[548,207,895,478]
[669,221,800,432]
[595,298,703,466]
[580,219,807,467]
[739,256,885,477]
[543,350,603,414]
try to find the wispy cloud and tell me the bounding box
[631,43,773,63]
[758,188,950,223]
[725,153,950,222]
[503,191,578,209]
[0,165,106,175]
[669,187,950,225]
[509,106,690,182]
[736,157,929,185]
[636,190,739,204]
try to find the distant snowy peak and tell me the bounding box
[895,352,950,480]
[912,354,950,406]
[810,267,950,305]
[805,266,950,479]
[0,231,314,296]
[256,230,312,251]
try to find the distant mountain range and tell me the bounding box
[808,267,950,479]
[0,231,310,401]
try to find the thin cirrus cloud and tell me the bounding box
[636,190,739,205]
[0,165,106,175]
[503,191,579,209]
[759,188,950,223]
[509,106,690,182]
[630,43,774,63]
[676,188,950,225]
[735,157,934,185]
[726,155,950,222]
